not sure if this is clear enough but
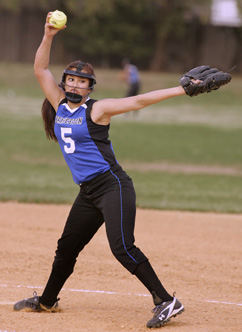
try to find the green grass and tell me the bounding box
[110,122,242,167]
[0,62,242,213]
[129,171,242,213]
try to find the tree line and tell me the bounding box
[0,0,241,72]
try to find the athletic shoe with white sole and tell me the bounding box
[147,296,184,328]
[13,291,60,312]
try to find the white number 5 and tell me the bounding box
[61,127,75,154]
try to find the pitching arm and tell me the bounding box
[34,12,65,111]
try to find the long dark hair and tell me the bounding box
[41,60,95,142]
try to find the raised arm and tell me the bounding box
[34,12,65,111]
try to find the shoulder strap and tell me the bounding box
[85,99,97,121]
[58,98,67,106]
[86,98,97,108]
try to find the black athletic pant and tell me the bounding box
[126,82,140,97]
[41,165,172,306]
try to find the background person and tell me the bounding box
[120,57,141,98]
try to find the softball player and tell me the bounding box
[13,12,187,329]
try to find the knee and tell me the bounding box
[109,240,124,260]
[52,234,81,277]
[109,240,134,263]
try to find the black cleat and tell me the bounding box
[13,291,60,312]
[147,296,184,328]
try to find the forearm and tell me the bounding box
[34,35,53,75]
[136,86,185,108]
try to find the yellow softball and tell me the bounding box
[49,10,67,29]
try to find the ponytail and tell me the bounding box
[41,98,58,142]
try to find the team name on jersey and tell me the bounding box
[55,115,83,125]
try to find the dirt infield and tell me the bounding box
[0,202,241,332]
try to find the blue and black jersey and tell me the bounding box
[54,98,118,184]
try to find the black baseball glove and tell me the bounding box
[180,65,232,97]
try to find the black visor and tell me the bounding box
[61,62,96,88]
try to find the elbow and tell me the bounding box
[135,94,148,109]
[34,65,46,81]
[33,64,39,78]
[34,64,41,78]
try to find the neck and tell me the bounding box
[67,96,89,109]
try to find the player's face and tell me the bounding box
[65,74,91,94]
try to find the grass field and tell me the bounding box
[0,62,242,212]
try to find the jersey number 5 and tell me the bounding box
[61,127,75,154]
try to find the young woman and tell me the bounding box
[13,11,230,329]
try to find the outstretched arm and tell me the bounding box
[92,63,232,126]
[92,86,185,125]
[34,12,65,111]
